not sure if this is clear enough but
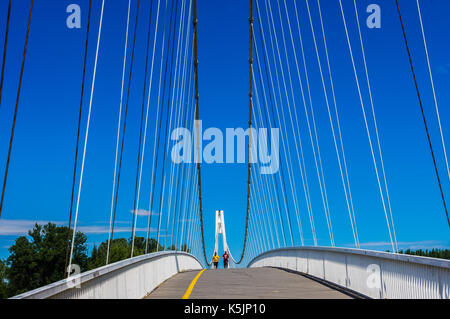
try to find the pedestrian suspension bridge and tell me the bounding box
[0,0,449,299]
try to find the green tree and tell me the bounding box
[6,223,88,296]
[398,249,450,260]
[166,244,191,253]
[0,259,8,299]
[180,244,191,253]
[128,237,145,257]
[3,222,181,298]
[88,238,128,269]
[88,237,163,269]
[145,238,163,253]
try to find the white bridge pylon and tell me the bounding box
[213,210,234,268]
[214,210,229,254]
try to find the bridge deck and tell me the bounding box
[147,268,353,299]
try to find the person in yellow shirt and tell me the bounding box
[211,252,220,269]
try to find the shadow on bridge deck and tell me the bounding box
[146,268,353,299]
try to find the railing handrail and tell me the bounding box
[11,251,202,299]
[248,246,450,269]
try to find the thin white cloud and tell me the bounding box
[77,226,158,235]
[130,209,161,216]
[0,219,161,236]
[0,219,64,236]
[0,220,174,254]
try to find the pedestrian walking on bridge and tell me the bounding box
[223,251,229,269]
[212,252,220,269]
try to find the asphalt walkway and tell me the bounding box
[147,268,353,299]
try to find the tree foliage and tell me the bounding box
[6,223,88,296]
[0,223,190,298]
[167,243,191,253]
[398,249,450,260]
[0,259,8,299]
[88,237,163,269]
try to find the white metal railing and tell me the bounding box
[248,247,450,299]
[11,251,203,299]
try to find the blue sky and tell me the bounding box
[0,0,449,262]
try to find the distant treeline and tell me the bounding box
[397,249,450,260]
[0,223,190,299]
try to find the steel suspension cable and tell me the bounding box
[249,119,276,249]
[339,0,395,251]
[278,0,318,246]
[281,0,319,245]
[106,0,132,265]
[250,190,267,252]
[132,0,163,256]
[299,0,336,246]
[164,0,187,250]
[171,51,191,250]
[252,55,291,250]
[192,0,211,266]
[107,0,141,263]
[262,2,312,247]
[190,183,201,258]
[291,0,334,246]
[186,133,199,252]
[186,166,199,251]
[416,0,450,229]
[174,40,195,250]
[416,0,450,191]
[260,2,297,243]
[164,0,191,249]
[306,0,356,246]
[193,199,202,260]
[65,0,92,275]
[395,0,450,230]
[272,0,324,245]
[68,0,105,272]
[177,48,196,251]
[255,0,295,246]
[249,229,258,262]
[0,0,11,107]
[145,0,170,254]
[189,209,198,256]
[179,65,196,249]
[253,71,282,248]
[249,169,267,252]
[317,0,359,247]
[253,34,287,246]
[249,208,262,255]
[182,157,196,250]
[156,0,179,249]
[0,0,34,219]
[182,165,195,249]
[234,0,254,265]
[251,164,273,250]
[249,193,263,252]
[265,0,306,246]
[352,0,395,249]
[131,0,155,257]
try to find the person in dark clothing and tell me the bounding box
[222,251,229,269]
